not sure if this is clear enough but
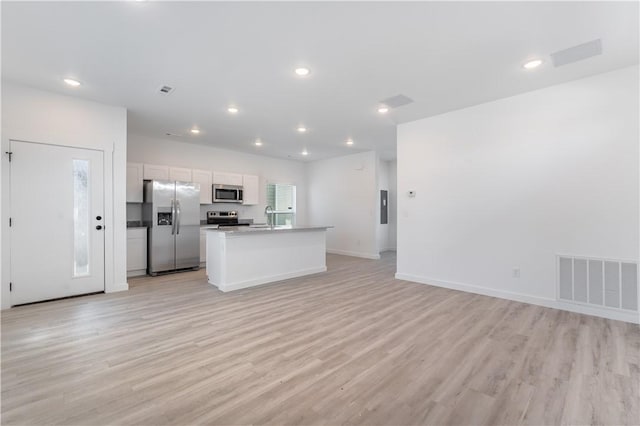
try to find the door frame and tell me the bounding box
[2,84,129,311]
[3,138,118,307]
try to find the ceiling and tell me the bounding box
[2,1,638,161]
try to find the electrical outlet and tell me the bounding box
[512,267,520,278]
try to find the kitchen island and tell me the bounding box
[205,226,331,292]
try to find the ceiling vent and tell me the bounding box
[551,39,602,68]
[158,85,175,95]
[379,94,414,109]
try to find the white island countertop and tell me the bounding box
[204,225,332,236]
[205,225,331,292]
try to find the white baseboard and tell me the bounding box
[106,282,129,293]
[211,266,328,292]
[327,249,381,260]
[395,272,639,324]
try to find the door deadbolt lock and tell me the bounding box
[96,215,102,220]
[96,225,103,230]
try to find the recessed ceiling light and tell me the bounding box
[523,59,543,70]
[227,106,239,114]
[377,106,389,114]
[255,139,263,146]
[190,128,200,135]
[346,139,354,145]
[297,126,307,133]
[63,78,81,87]
[301,150,309,156]
[295,67,310,76]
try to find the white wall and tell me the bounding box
[388,160,397,250]
[307,151,379,259]
[396,65,639,323]
[127,134,308,225]
[1,82,128,309]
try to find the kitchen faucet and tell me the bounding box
[264,205,274,228]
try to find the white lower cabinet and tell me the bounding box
[127,228,147,277]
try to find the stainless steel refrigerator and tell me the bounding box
[143,180,200,275]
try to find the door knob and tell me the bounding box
[96,215,102,220]
[96,225,103,230]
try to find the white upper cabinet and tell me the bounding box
[126,162,144,203]
[242,174,259,205]
[138,165,252,206]
[143,164,169,181]
[169,167,192,182]
[192,169,212,204]
[213,171,243,186]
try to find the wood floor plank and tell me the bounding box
[2,252,638,425]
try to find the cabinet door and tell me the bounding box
[242,174,259,205]
[192,169,212,204]
[169,167,192,182]
[212,171,227,185]
[213,171,243,186]
[126,163,144,202]
[143,164,169,181]
[127,229,147,272]
[228,173,243,186]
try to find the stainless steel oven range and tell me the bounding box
[206,210,250,228]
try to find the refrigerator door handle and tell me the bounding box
[171,199,176,235]
[176,200,181,235]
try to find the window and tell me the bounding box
[73,159,90,276]
[266,183,296,226]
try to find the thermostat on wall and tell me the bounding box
[408,190,416,198]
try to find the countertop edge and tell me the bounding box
[204,226,333,236]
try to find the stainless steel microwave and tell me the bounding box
[213,184,244,203]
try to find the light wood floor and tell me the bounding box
[2,253,638,425]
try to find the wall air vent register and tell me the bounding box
[557,254,638,313]
[158,85,175,95]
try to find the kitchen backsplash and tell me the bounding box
[127,203,142,221]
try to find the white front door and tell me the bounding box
[10,140,105,305]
